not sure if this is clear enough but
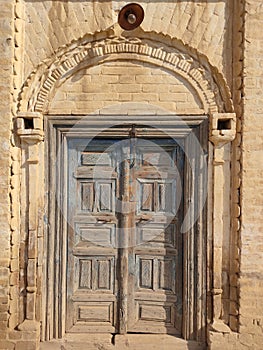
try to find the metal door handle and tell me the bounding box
[96,217,112,223]
[138,214,152,222]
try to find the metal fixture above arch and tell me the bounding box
[118,3,145,31]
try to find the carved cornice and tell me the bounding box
[18,30,234,115]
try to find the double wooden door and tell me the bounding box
[66,133,183,335]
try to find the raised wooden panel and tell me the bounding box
[157,182,173,212]
[81,182,94,211]
[136,255,176,293]
[98,257,113,292]
[79,259,92,289]
[98,259,111,290]
[140,182,154,212]
[75,257,115,292]
[76,302,113,324]
[98,182,113,212]
[75,167,117,179]
[139,258,153,289]
[137,179,176,214]
[81,152,111,166]
[158,258,176,292]
[138,303,173,324]
[79,180,115,213]
[140,151,173,167]
[136,225,175,247]
[76,223,116,247]
[95,257,114,292]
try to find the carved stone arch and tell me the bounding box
[18,29,234,115]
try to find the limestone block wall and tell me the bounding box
[49,61,203,115]
[0,0,13,348]
[207,1,263,349]
[23,1,233,84]
[239,0,263,342]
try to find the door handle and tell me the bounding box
[138,214,152,222]
[96,217,112,224]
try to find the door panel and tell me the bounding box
[128,140,182,334]
[66,136,183,335]
[67,139,119,333]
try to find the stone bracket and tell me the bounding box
[209,113,236,146]
[16,112,44,140]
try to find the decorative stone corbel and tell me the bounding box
[17,112,44,332]
[209,113,236,146]
[209,113,236,333]
[16,112,44,141]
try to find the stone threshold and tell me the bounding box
[40,334,206,350]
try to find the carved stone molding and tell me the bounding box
[18,30,234,115]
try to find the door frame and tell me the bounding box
[42,114,208,342]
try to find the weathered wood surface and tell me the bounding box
[66,136,182,334]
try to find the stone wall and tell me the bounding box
[239,0,263,343]
[208,0,263,349]
[49,61,203,115]
[0,0,13,348]
[23,1,232,82]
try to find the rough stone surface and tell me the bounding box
[0,0,13,345]
[239,0,263,345]
[23,1,231,81]
[49,61,203,115]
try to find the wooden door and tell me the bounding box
[67,139,120,333]
[127,139,183,335]
[66,135,183,335]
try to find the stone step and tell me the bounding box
[40,334,205,350]
[114,335,205,350]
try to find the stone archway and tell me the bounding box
[18,30,233,115]
[16,30,236,349]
